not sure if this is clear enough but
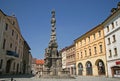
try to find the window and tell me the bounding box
[93,34,96,40]
[88,36,90,42]
[84,39,86,44]
[112,35,116,43]
[10,43,12,48]
[94,47,97,54]
[107,26,109,32]
[108,38,111,45]
[2,39,6,49]
[5,23,8,30]
[12,30,14,36]
[114,48,117,56]
[112,22,114,29]
[19,39,21,44]
[12,21,15,25]
[13,62,16,70]
[81,52,83,58]
[77,53,79,59]
[15,47,17,52]
[109,50,112,57]
[116,21,118,26]
[99,45,102,53]
[16,34,18,40]
[0,59,3,69]
[81,41,82,46]
[85,50,87,57]
[98,31,101,37]
[89,49,91,56]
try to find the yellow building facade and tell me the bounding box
[75,24,108,76]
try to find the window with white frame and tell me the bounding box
[114,48,118,56]
[108,38,111,45]
[107,26,109,32]
[109,50,112,57]
[112,22,114,29]
[112,35,116,43]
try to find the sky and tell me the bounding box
[0,0,119,59]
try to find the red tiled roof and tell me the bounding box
[36,59,44,65]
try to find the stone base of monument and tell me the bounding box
[41,70,75,79]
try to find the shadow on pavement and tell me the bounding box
[0,74,35,78]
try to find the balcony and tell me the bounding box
[6,50,19,58]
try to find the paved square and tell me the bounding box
[0,76,119,81]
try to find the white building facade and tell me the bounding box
[103,3,120,77]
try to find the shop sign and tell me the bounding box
[116,61,120,65]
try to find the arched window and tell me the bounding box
[97,60,105,75]
[78,63,83,75]
[86,61,92,75]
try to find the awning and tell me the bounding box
[6,50,19,58]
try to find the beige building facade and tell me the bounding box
[0,9,31,75]
[75,24,107,76]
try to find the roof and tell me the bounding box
[36,59,44,65]
[74,24,102,42]
[102,8,120,25]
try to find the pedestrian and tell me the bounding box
[11,77,13,81]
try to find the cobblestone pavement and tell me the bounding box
[0,76,119,81]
